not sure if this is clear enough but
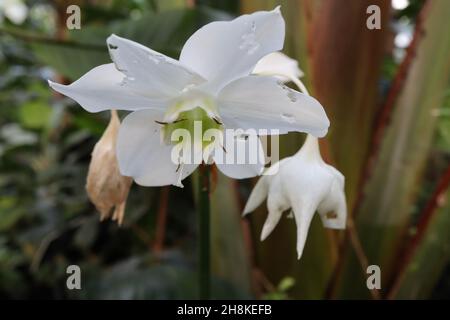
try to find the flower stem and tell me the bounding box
[198,164,211,299]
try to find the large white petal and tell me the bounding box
[49,64,169,113]
[180,7,285,94]
[243,157,291,215]
[212,132,265,179]
[117,110,198,187]
[107,34,205,97]
[260,174,289,240]
[292,200,316,260]
[218,76,330,137]
[317,167,347,229]
[242,175,270,215]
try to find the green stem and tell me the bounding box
[198,164,211,299]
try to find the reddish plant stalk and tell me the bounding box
[152,187,170,254]
[386,164,450,299]
[325,0,431,299]
[354,0,431,221]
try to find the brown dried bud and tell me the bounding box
[86,110,132,226]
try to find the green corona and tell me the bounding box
[162,102,223,149]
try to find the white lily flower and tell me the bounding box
[248,52,346,259]
[49,7,329,187]
[243,135,347,259]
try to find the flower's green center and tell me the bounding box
[162,106,223,149]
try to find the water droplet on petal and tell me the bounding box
[239,21,260,55]
[278,81,297,102]
[281,113,296,124]
[148,53,165,64]
[181,84,196,93]
[287,91,297,102]
[277,81,288,90]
